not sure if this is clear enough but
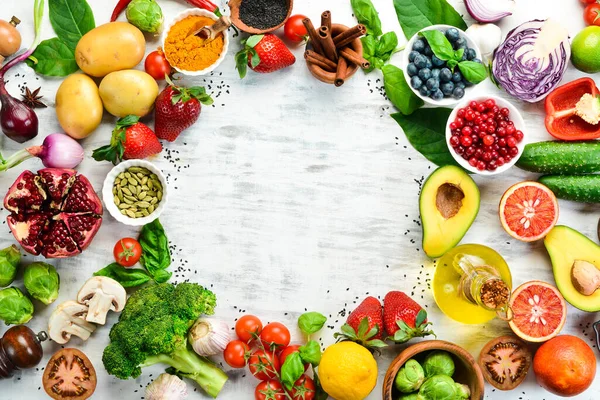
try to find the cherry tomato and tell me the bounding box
[255,379,286,400]
[279,345,308,372]
[260,322,291,351]
[584,4,600,26]
[284,14,308,43]
[248,349,280,380]
[223,340,249,368]
[235,315,263,343]
[113,238,142,267]
[144,50,172,81]
[288,375,315,400]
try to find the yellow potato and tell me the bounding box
[99,70,159,117]
[55,74,103,139]
[76,22,145,77]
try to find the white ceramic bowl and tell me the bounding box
[402,24,482,107]
[102,160,168,226]
[162,8,229,76]
[446,95,527,176]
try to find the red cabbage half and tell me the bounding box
[492,19,570,103]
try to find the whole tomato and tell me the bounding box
[235,314,263,343]
[255,379,286,400]
[260,322,291,351]
[113,238,142,267]
[223,340,249,368]
[145,50,172,80]
[584,4,600,26]
[288,375,315,400]
[279,345,308,372]
[248,349,280,380]
[284,14,308,43]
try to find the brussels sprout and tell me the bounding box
[24,262,60,305]
[126,0,163,33]
[397,393,419,400]
[0,287,34,325]
[454,383,470,399]
[417,375,457,400]
[422,351,455,377]
[0,245,20,287]
[395,359,426,393]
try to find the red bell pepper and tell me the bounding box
[545,77,600,141]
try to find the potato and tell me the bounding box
[99,70,159,117]
[75,22,145,77]
[55,74,103,139]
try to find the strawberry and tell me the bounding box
[235,34,296,78]
[154,78,213,142]
[333,296,387,350]
[383,291,435,343]
[92,115,162,165]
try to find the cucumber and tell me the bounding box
[516,141,600,174]
[539,175,600,202]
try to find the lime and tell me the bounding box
[571,26,600,73]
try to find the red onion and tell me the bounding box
[465,0,514,23]
[0,133,84,171]
[0,0,44,143]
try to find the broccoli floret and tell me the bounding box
[102,283,227,398]
[576,93,600,125]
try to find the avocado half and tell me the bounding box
[544,225,600,312]
[420,165,480,258]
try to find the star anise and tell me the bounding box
[21,86,47,108]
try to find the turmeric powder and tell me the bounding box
[165,15,224,71]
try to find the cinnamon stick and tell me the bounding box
[302,18,324,55]
[318,26,338,62]
[321,10,331,31]
[304,50,337,72]
[339,47,370,70]
[335,56,348,87]
[333,24,367,49]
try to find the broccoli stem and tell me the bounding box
[141,347,228,398]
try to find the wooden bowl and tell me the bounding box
[383,340,485,400]
[229,0,293,34]
[305,24,363,85]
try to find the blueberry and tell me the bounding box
[424,46,433,57]
[414,54,427,69]
[431,89,444,100]
[452,71,463,83]
[412,38,426,53]
[407,63,418,77]
[419,86,430,97]
[455,81,466,90]
[424,58,433,69]
[411,76,423,89]
[445,28,460,43]
[460,50,468,61]
[463,78,474,87]
[431,68,441,79]
[408,51,420,62]
[454,37,467,50]
[440,68,452,82]
[473,58,482,64]
[466,48,477,61]
[453,87,465,99]
[431,55,445,67]
[426,78,439,91]
[418,68,432,81]
[441,81,455,96]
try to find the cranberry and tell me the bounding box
[505,155,512,162]
[476,103,486,113]
[466,121,474,127]
[480,123,488,132]
[500,107,510,117]
[497,157,505,166]
[515,130,524,142]
[474,116,483,125]
[482,152,492,162]
[487,125,495,134]
[461,126,472,136]
[449,122,457,130]
[509,147,519,156]
[449,136,460,147]
[469,101,478,109]
[499,147,508,156]
[456,146,465,155]
[455,117,464,128]
[466,146,476,156]
[474,148,483,158]
[484,99,496,109]
[460,136,473,147]
[491,150,499,159]
[465,111,475,121]
[506,125,516,135]
[469,157,478,167]
[487,160,498,171]
[473,125,480,133]
[506,136,517,148]
[492,106,500,114]
[471,134,479,144]
[492,144,499,151]
[496,127,507,137]
[498,138,507,147]
[457,108,466,118]
[477,161,486,171]
[483,135,495,146]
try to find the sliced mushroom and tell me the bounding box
[48,301,96,344]
[77,276,126,325]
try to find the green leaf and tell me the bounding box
[246,34,264,48]
[419,30,455,61]
[350,0,382,36]
[339,323,357,339]
[458,61,488,84]
[25,38,79,76]
[49,0,95,50]
[415,309,427,327]
[382,65,424,115]
[298,311,327,335]
[93,263,151,288]
[454,48,465,60]
[235,50,248,79]
[361,35,377,58]
[152,269,173,284]
[250,50,261,68]
[366,339,388,348]
[299,340,322,366]
[391,108,461,167]
[357,317,370,338]
[139,219,172,282]
[447,59,458,71]
[393,0,467,39]
[375,31,398,61]
[280,352,305,390]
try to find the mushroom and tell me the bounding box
[77,276,126,325]
[571,260,600,296]
[48,301,96,344]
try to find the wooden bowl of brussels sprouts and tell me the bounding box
[383,340,485,400]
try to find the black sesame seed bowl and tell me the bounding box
[402,24,483,107]
[229,0,293,35]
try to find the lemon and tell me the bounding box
[571,26,600,73]
[318,342,378,400]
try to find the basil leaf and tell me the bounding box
[393,0,467,39]
[152,269,173,284]
[139,219,172,280]
[375,31,398,61]
[419,30,455,61]
[299,340,322,366]
[49,0,95,50]
[298,312,327,335]
[447,59,458,70]
[350,0,382,36]
[382,65,424,115]
[361,35,377,73]
[391,108,461,167]
[94,263,151,288]
[26,38,79,76]
[458,61,488,84]
[280,352,305,391]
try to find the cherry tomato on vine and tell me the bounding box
[279,345,308,372]
[235,314,263,342]
[113,238,142,267]
[255,379,286,400]
[584,4,600,26]
[144,50,172,80]
[260,322,291,351]
[223,340,249,368]
[288,375,315,400]
[248,349,280,380]
[284,14,308,43]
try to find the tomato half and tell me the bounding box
[255,379,286,400]
[288,375,316,400]
[248,349,280,380]
[113,238,142,267]
[43,348,97,400]
[235,314,263,343]
[584,4,600,26]
[223,340,249,368]
[279,345,308,372]
[284,14,308,43]
[144,50,172,81]
[260,322,291,351]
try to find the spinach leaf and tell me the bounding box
[49,0,95,50]
[280,353,305,390]
[350,0,382,36]
[419,30,454,61]
[299,340,322,366]
[139,219,172,280]
[393,0,467,39]
[26,38,79,76]
[298,312,327,335]
[382,65,424,115]
[458,61,488,84]
[391,108,461,167]
[375,31,398,61]
[94,263,151,288]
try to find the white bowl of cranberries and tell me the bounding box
[446,95,526,175]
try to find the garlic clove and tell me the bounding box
[189,317,230,357]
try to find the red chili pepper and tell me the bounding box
[185,0,222,16]
[111,0,133,22]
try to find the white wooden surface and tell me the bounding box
[1,0,599,399]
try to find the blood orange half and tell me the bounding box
[499,181,558,242]
[508,280,566,343]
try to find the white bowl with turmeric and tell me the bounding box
[162,9,229,76]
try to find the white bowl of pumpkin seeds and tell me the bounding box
[102,160,168,226]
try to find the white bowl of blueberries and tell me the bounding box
[402,24,484,106]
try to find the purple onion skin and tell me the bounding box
[33,133,84,168]
[464,0,512,23]
[0,92,39,143]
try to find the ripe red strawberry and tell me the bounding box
[333,296,387,350]
[154,79,213,142]
[235,34,295,78]
[92,115,162,164]
[383,291,435,343]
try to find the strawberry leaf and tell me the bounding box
[235,49,249,79]
[415,309,427,327]
[366,339,387,348]
[339,323,357,339]
[246,34,264,48]
[365,326,379,340]
[92,116,133,165]
[250,49,261,68]
[357,317,369,338]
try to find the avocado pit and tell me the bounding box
[571,260,600,296]
[436,183,464,219]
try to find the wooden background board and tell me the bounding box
[1,0,598,399]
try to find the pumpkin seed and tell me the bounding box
[137,201,151,208]
[114,196,121,206]
[126,210,136,218]
[118,203,131,209]
[157,191,163,201]
[138,192,147,200]
[122,187,132,196]
[135,212,144,218]
[147,205,155,213]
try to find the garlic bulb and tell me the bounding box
[145,373,188,400]
[465,23,503,62]
[188,317,230,356]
